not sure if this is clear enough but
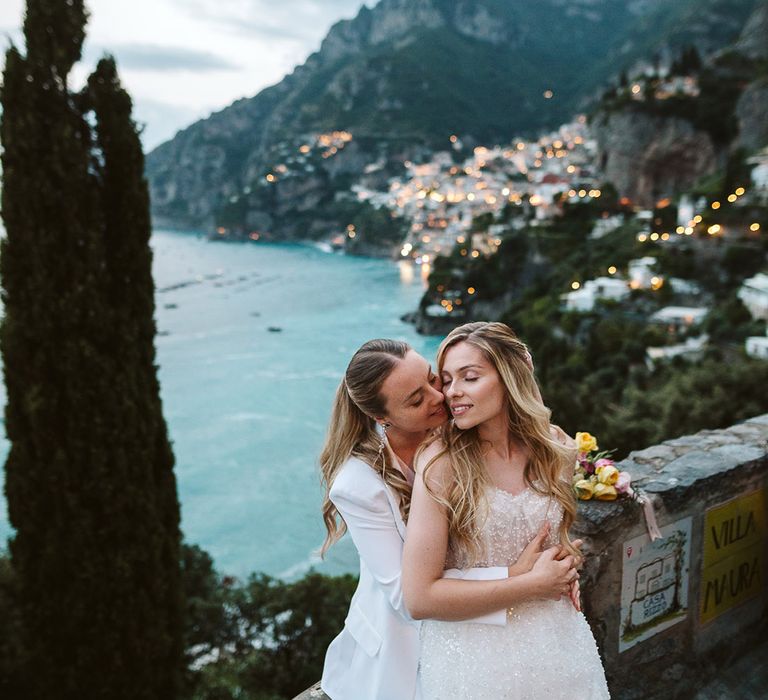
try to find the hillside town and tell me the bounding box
[332,104,767,364]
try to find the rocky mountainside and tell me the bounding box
[146,0,759,231]
[592,0,768,207]
[735,0,768,153]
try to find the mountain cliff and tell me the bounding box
[592,0,768,207]
[146,0,759,231]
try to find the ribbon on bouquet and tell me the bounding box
[629,487,663,541]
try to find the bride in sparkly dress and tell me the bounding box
[403,322,610,699]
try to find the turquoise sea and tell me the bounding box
[0,229,442,579]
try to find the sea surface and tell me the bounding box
[0,229,443,579]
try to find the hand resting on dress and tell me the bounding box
[508,521,583,610]
[526,548,579,601]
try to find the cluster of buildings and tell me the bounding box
[354,117,602,265]
[634,188,762,245]
[257,130,354,186]
[249,117,768,367]
[349,115,765,367]
[622,74,701,102]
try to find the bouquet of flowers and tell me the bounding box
[572,431,631,501]
[571,431,662,541]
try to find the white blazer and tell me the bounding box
[321,457,508,700]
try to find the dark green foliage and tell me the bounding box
[340,201,408,253]
[1,3,182,698]
[468,232,530,299]
[0,551,22,697]
[525,306,768,456]
[236,572,358,698]
[671,45,703,75]
[179,553,357,700]
[704,295,765,343]
[602,354,768,453]
[471,212,494,233]
[181,545,240,673]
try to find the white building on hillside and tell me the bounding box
[647,334,709,366]
[590,215,623,239]
[738,272,768,321]
[748,148,768,193]
[677,196,694,227]
[650,306,708,330]
[629,257,658,289]
[746,331,768,359]
[563,277,629,312]
[668,277,702,296]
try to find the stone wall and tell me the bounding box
[296,415,768,699]
[575,414,768,699]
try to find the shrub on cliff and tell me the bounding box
[180,557,357,700]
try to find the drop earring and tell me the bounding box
[377,422,391,462]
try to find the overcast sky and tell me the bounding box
[0,0,370,150]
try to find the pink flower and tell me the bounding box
[615,471,632,495]
[595,458,615,469]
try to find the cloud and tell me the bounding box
[85,42,240,72]
[0,25,23,48]
[176,0,368,42]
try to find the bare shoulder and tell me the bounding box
[414,439,453,496]
[414,438,448,474]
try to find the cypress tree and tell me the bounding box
[1,2,183,698]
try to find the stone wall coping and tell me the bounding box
[574,414,768,533]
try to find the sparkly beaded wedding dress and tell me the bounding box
[419,484,610,699]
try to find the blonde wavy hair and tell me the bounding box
[319,339,413,556]
[424,322,578,565]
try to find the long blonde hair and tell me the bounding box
[424,322,578,564]
[319,339,413,555]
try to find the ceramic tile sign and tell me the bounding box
[619,517,692,652]
[701,488,766,625]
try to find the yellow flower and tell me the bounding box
[593,483,618,501]
[596,465,619,485]
[574,479,595,500]
[575,431,598,453]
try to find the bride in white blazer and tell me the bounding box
[319,339,580,700]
